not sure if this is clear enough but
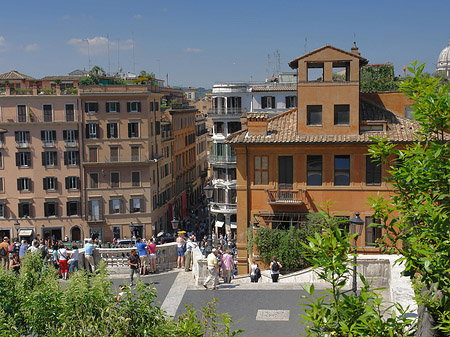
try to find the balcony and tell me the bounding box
[207,155,236,166]
[210,202,237,214]
[43,140,55,148]
[16,141,29,149]
[65,140,78,148]
[83,155,150,165]
[208,107,247,115]
[266,188,305,205]
[87,214,104,222]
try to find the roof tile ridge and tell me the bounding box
[268,107,297,122]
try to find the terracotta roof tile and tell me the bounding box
[0,70,35,80]
[226,98,427,145]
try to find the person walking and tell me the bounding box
[270,256,282,283]
[250,259,260,283]
[136,238,149,275]
[84,239,96,273]
[58,243,70,280]
[19,240,29,258]
[221,250,234,283]
[184,235,197,272]
[147,238,157,274]
[0,237,9,270]
[176,233,186,268]
[203,248,219,290]
[128,249,140,286]
[69,244,79,273]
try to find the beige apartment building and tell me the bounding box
[0,82,82,242]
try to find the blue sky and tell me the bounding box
[0,0,448,88]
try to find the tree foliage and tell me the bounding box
[0,253,243,336]
[299,205,416,336]
[360,64,400,93]
[368,62,450,334]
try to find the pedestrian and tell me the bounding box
[84,239,96,273]
[0,237,9,270]
[28,240,40,253]
[128,249,140,286]
[250,259,260,283]
[203,248,219,290]
[136,238,149,275]
[184,236,197,272]
[69,244,79,273]
[176,233,186,268]
[19,240,29,257]
[58,243,70,280]
[147,238,157,273]
[9,253,21,275]
[270,256,282,283]
[221,250,234,283]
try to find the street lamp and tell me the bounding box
[13,220,20,241]
[171,217,180,231]
[349,212,365,295]
[129,222,135,247]
[204,183,214,255]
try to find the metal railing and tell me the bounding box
[207,155,236,165]
[266,188,305,204]
[208,107,247,115]
[210,202,237,212]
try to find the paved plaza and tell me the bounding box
[111,270,311,336]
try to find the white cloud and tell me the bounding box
[68,37,134,55]
[24,43,38,52]
[185,48,202,53]
[0,36,6,52]
[133,14,143,20]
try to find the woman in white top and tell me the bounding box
[250,259,259,283]
[57,243,69,280]
[69,244,79,273]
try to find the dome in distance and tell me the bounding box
[436,39,450,76]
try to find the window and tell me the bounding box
[307,105,322,126]
[64,151,79,166]
[107,122,118,138]
[85,102,98,113]
[44,201,58,217]
[127,102,141,113]
[334,155,350,186]
[43,104,53,122]
[17,105,27,122]
[18,201,31,218]
[15,131,30,147]
[155,102,159,111]
[261,96,276,109]
[109,198,123,214]
[110,147,119,162]
[41,151,57,167]
[0,203,6,218]
[131,146,139,161]
[0,178,4,192]
[366,156,382,186]
[43,177,57,191]
[307,155,322,186]
[88,147,98,163]
[113,226,121,239]
[365,216,382,246]
[86,123,98,139]
[17,178,31,191]
[89,173,99,188]
[132,171,141,187]
[106,102,120,113]
[65,104,75,121]
[65,176,79,190]
[332,62,350,81]
[128,122,139,138]
[67,201,80,216]
[63,129,78,146]
[41,130,56,147]
[130,197,144,213]
[307,62,324,82]
[110,172,119,187]
[285,96,297,108]
[334,104,350,125]
[16,152,31,167]
[88,199,101,221]
[278,156,293,188]
[254,156,269,185]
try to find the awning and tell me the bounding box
[18,229,33,236]
[215,221,224,228]
[230,222,237,229]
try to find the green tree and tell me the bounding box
[368,62,450,334]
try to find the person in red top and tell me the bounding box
[147,238,157,274]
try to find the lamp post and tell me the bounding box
[129,222,135,247]
[349,212,365,295]
[204,184,214,255]
[171,217,180,232]
[13,220,20,242]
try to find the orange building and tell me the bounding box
[227,44,417,274]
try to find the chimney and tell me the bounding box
[247,112,268,136]
[351,42,360,56]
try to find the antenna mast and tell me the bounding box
[107,34,111,75]
[276,50,281,76]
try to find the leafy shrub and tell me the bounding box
[360,64,399,93]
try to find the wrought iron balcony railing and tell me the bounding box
[266,187,305,205]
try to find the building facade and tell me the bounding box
[227,44,417,274]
